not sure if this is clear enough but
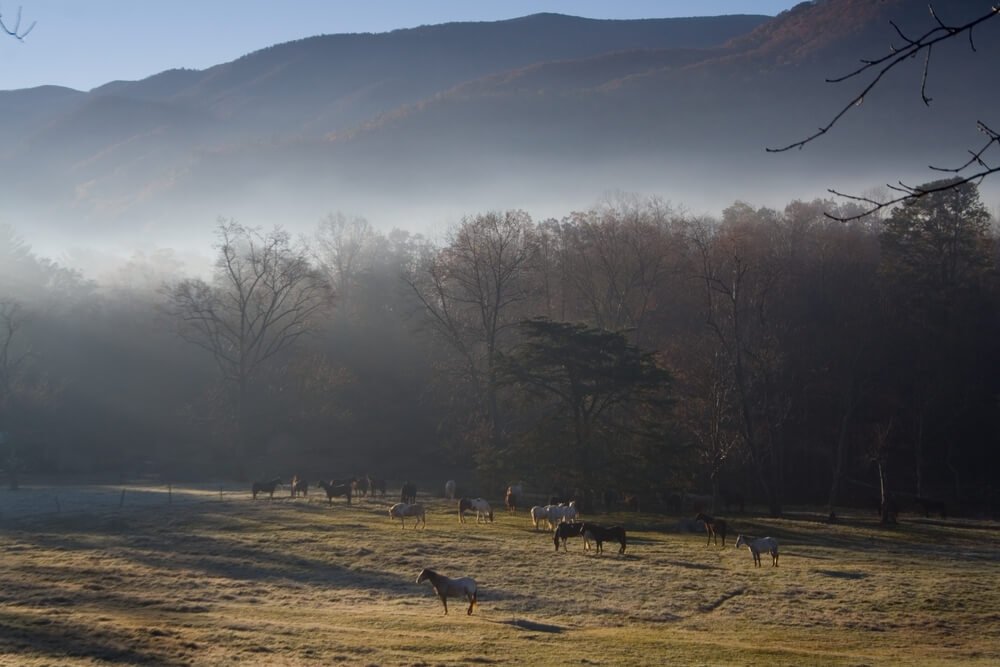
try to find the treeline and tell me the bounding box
[1,181,998,517]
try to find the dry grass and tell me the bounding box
[0,485,998,666]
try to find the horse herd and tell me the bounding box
[250,474,391,504]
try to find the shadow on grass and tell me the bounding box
[2,505,414,596]
[495,618,565,633]
[813,569,868,579]
[0,609,187,666]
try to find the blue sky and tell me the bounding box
[1,1,798,91]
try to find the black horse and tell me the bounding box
[581,523,627,554]
[401,481,417,504]
[252,478,282,500]
[553,522,586,551]
[318,480,352,505]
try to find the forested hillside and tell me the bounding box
[2,182,997,517]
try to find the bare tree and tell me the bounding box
[406,211,537,461]
[166,222,332,461]
[768,4,1000,220]
[0,300,29,489]
[1,5,35,40]
[313,212,376,314]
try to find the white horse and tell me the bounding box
[735,534,779,567]
[530,505,547,530]
[469,497,493,523]
[445,480,456,500]
[546,502,579,528]
[389,502,426,529]
[416,568,478,615]
[530,503,578,530]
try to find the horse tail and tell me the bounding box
[472,589,478,607]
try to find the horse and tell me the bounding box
[531,503,578,530]
[290,476,308,498]
[351,477,369,498]
[458,497,473,523]
[252,478,282,500]
[530,505,547,531]
[445,480,456,500]
[553,521,586,551]
[317,480,352,505]
[367,475,387,498]
[695,512,727,546]
[504,488,517,515]
[416,568,478,615]
[457,498,492,523]
[622,493,641,512]
[389,502,426,529]
[735,534,779,567]
[581,523,627,554]
[401,481,418,504]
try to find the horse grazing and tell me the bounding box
[389,502,426,529]
[401,481,418,504]
[290,476,308,498]
[581,523,627,554]
[553,522,585,551]
[695,512,727,547]
[416,568,478,615]
[467,498,493,523]
[445,480,456,500]
[317,480,352,505]
[735,534,779,567]
[252,478,282,500]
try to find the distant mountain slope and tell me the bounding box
[2,3,998,250]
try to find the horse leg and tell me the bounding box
[440,595,449,615]
[467,593,476,615]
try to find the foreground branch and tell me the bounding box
[1,5,35,40]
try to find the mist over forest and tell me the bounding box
[2,0,999,518]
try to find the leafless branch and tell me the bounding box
[1,5,35,40]
[767,5,1000,153]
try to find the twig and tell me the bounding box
[0,5,35,40]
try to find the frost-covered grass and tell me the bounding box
[0,485,997,665]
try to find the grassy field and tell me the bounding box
[0,485,997,666]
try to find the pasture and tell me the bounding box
[0,484,997,666]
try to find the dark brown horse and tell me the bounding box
[367,475,386,497]
[695,512,727,546]
[252,478,282,500]
[290,476,308,498]
[504,488,517,515]
[318,480,352,505]
[401,481,417,504]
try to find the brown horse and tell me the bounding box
[416,568,478,615]
[695,512,727,547]
[504,488,517,515]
